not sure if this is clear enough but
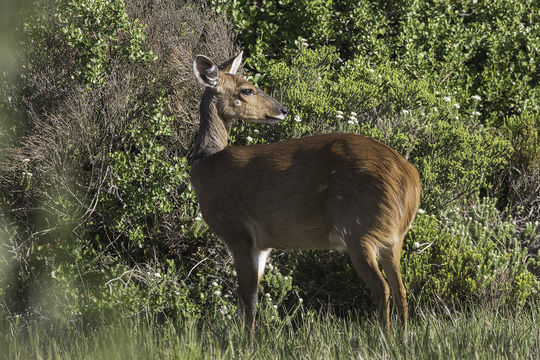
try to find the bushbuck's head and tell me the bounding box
[193,52,287,124]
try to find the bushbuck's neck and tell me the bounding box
[193,90,229,164]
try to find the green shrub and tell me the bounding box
[215,0,539,124]
[498,113,540,240]
[403,197,539,306]
[0,0,239,323]
[104,96,189,246]
[57,0,156,85]
[211,0,390,66]
[394,0,539,124]
[1,0,538,326]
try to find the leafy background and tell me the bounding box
[0,0,538,327]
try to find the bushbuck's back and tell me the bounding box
[190,52,421,336]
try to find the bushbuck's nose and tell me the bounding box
[280,106,288,116]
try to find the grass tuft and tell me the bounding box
[2,302,539,359]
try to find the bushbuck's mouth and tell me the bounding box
[265,113,286,122]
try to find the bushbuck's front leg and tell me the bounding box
[229,243,269,335]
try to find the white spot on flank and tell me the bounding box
[330,170,337,174]
[317,184,328,192]
[355,218,361,224]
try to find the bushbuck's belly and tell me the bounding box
[245,218,346,250]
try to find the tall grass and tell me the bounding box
[3,303,538,359]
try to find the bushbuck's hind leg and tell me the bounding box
[380,243,408,334]
[345,239,391,333]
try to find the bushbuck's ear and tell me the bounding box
[219,51,243,74]
[193,55,218,87]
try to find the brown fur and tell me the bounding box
[191,53,421,335]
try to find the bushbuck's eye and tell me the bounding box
[240,88,254,96]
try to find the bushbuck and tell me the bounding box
[190,52,421,335]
